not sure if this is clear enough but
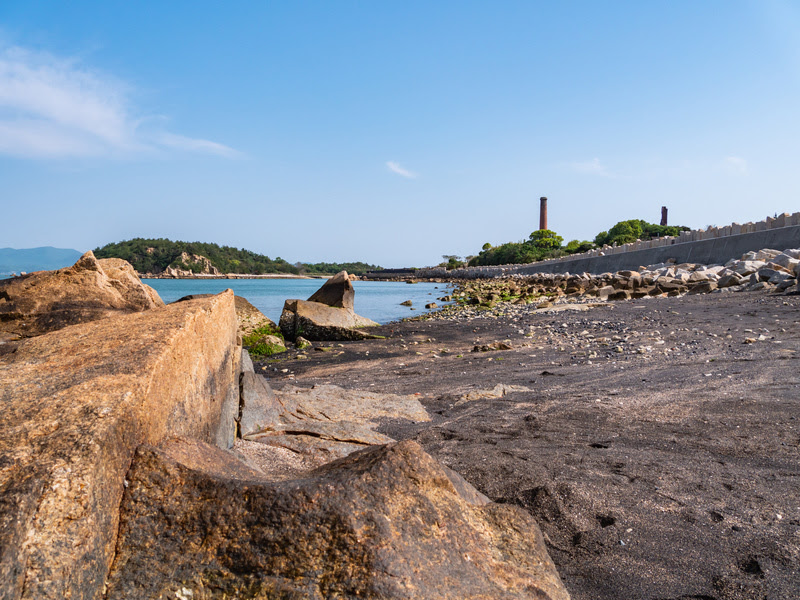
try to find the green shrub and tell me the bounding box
[242,323,286,358]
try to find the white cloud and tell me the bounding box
[155,132,241,158]
[386,160,417,179]
[569,157,613,177]
[724,156,749,175]
[0,45,238,159]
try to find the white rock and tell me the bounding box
[771,253,796,269]
[755,249,781,261]
[735,260,767,276]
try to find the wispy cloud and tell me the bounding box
[724,156,749,175]
[386,160,417,179]
[0,45,239,159]
[569,157,613,177]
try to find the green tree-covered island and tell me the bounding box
[94,238,381,276]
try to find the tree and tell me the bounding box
[440,255,465,270]
[528,229,563,250]
[594,220,689,247]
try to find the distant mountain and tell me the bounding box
[0,247,83,276]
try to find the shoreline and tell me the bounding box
[257,290,800,600]
[139,273,330,280]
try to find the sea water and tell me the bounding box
[145,279,453,325]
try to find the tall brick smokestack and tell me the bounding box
[539,197,548,231]
[661,206,668,226]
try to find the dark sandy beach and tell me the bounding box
[258,290,800,600]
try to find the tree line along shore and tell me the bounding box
[93,238,381,277]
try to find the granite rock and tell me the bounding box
[279,299,379,341]
[246,383,430,464]
[307,270,355,310]
[105,437,570,600]
[0,251,164,338]
[0,292,239,600]
[177,293,277,338]
[239,371,282,437]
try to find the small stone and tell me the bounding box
[295,336,312,350]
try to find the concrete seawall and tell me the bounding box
[407,225,800,279]
[515,225,800,275]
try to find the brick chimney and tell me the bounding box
[661,206,668,226]
[539,197,548,231]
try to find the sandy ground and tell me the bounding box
[256,290,800,600]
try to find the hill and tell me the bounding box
[0,247,83,276]
[94,238,299,275]
[93,238,382,276]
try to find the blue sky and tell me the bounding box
[1,1,799,267]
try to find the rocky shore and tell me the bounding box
[3,249,799,599]
[255,252,800,600]
[447,247,800,309]
[140,272,328,279]
[0,256,569,599]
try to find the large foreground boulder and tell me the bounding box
[178,293,287,357]
[0,292,240,600]
[105,437,570,600]
[0,251,164,338]
[177,294,277,338]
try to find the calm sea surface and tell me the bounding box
[145,279,454,325]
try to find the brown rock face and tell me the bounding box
[163,252,220,277]
[279,298,379,341]
[177,293,278,338]
[106,437,569,600]
[245,383,430,464]
[307,270,355,309]
[0,292,239,600]
[0,251,164,338]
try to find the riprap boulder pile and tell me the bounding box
[455,247,800,308]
